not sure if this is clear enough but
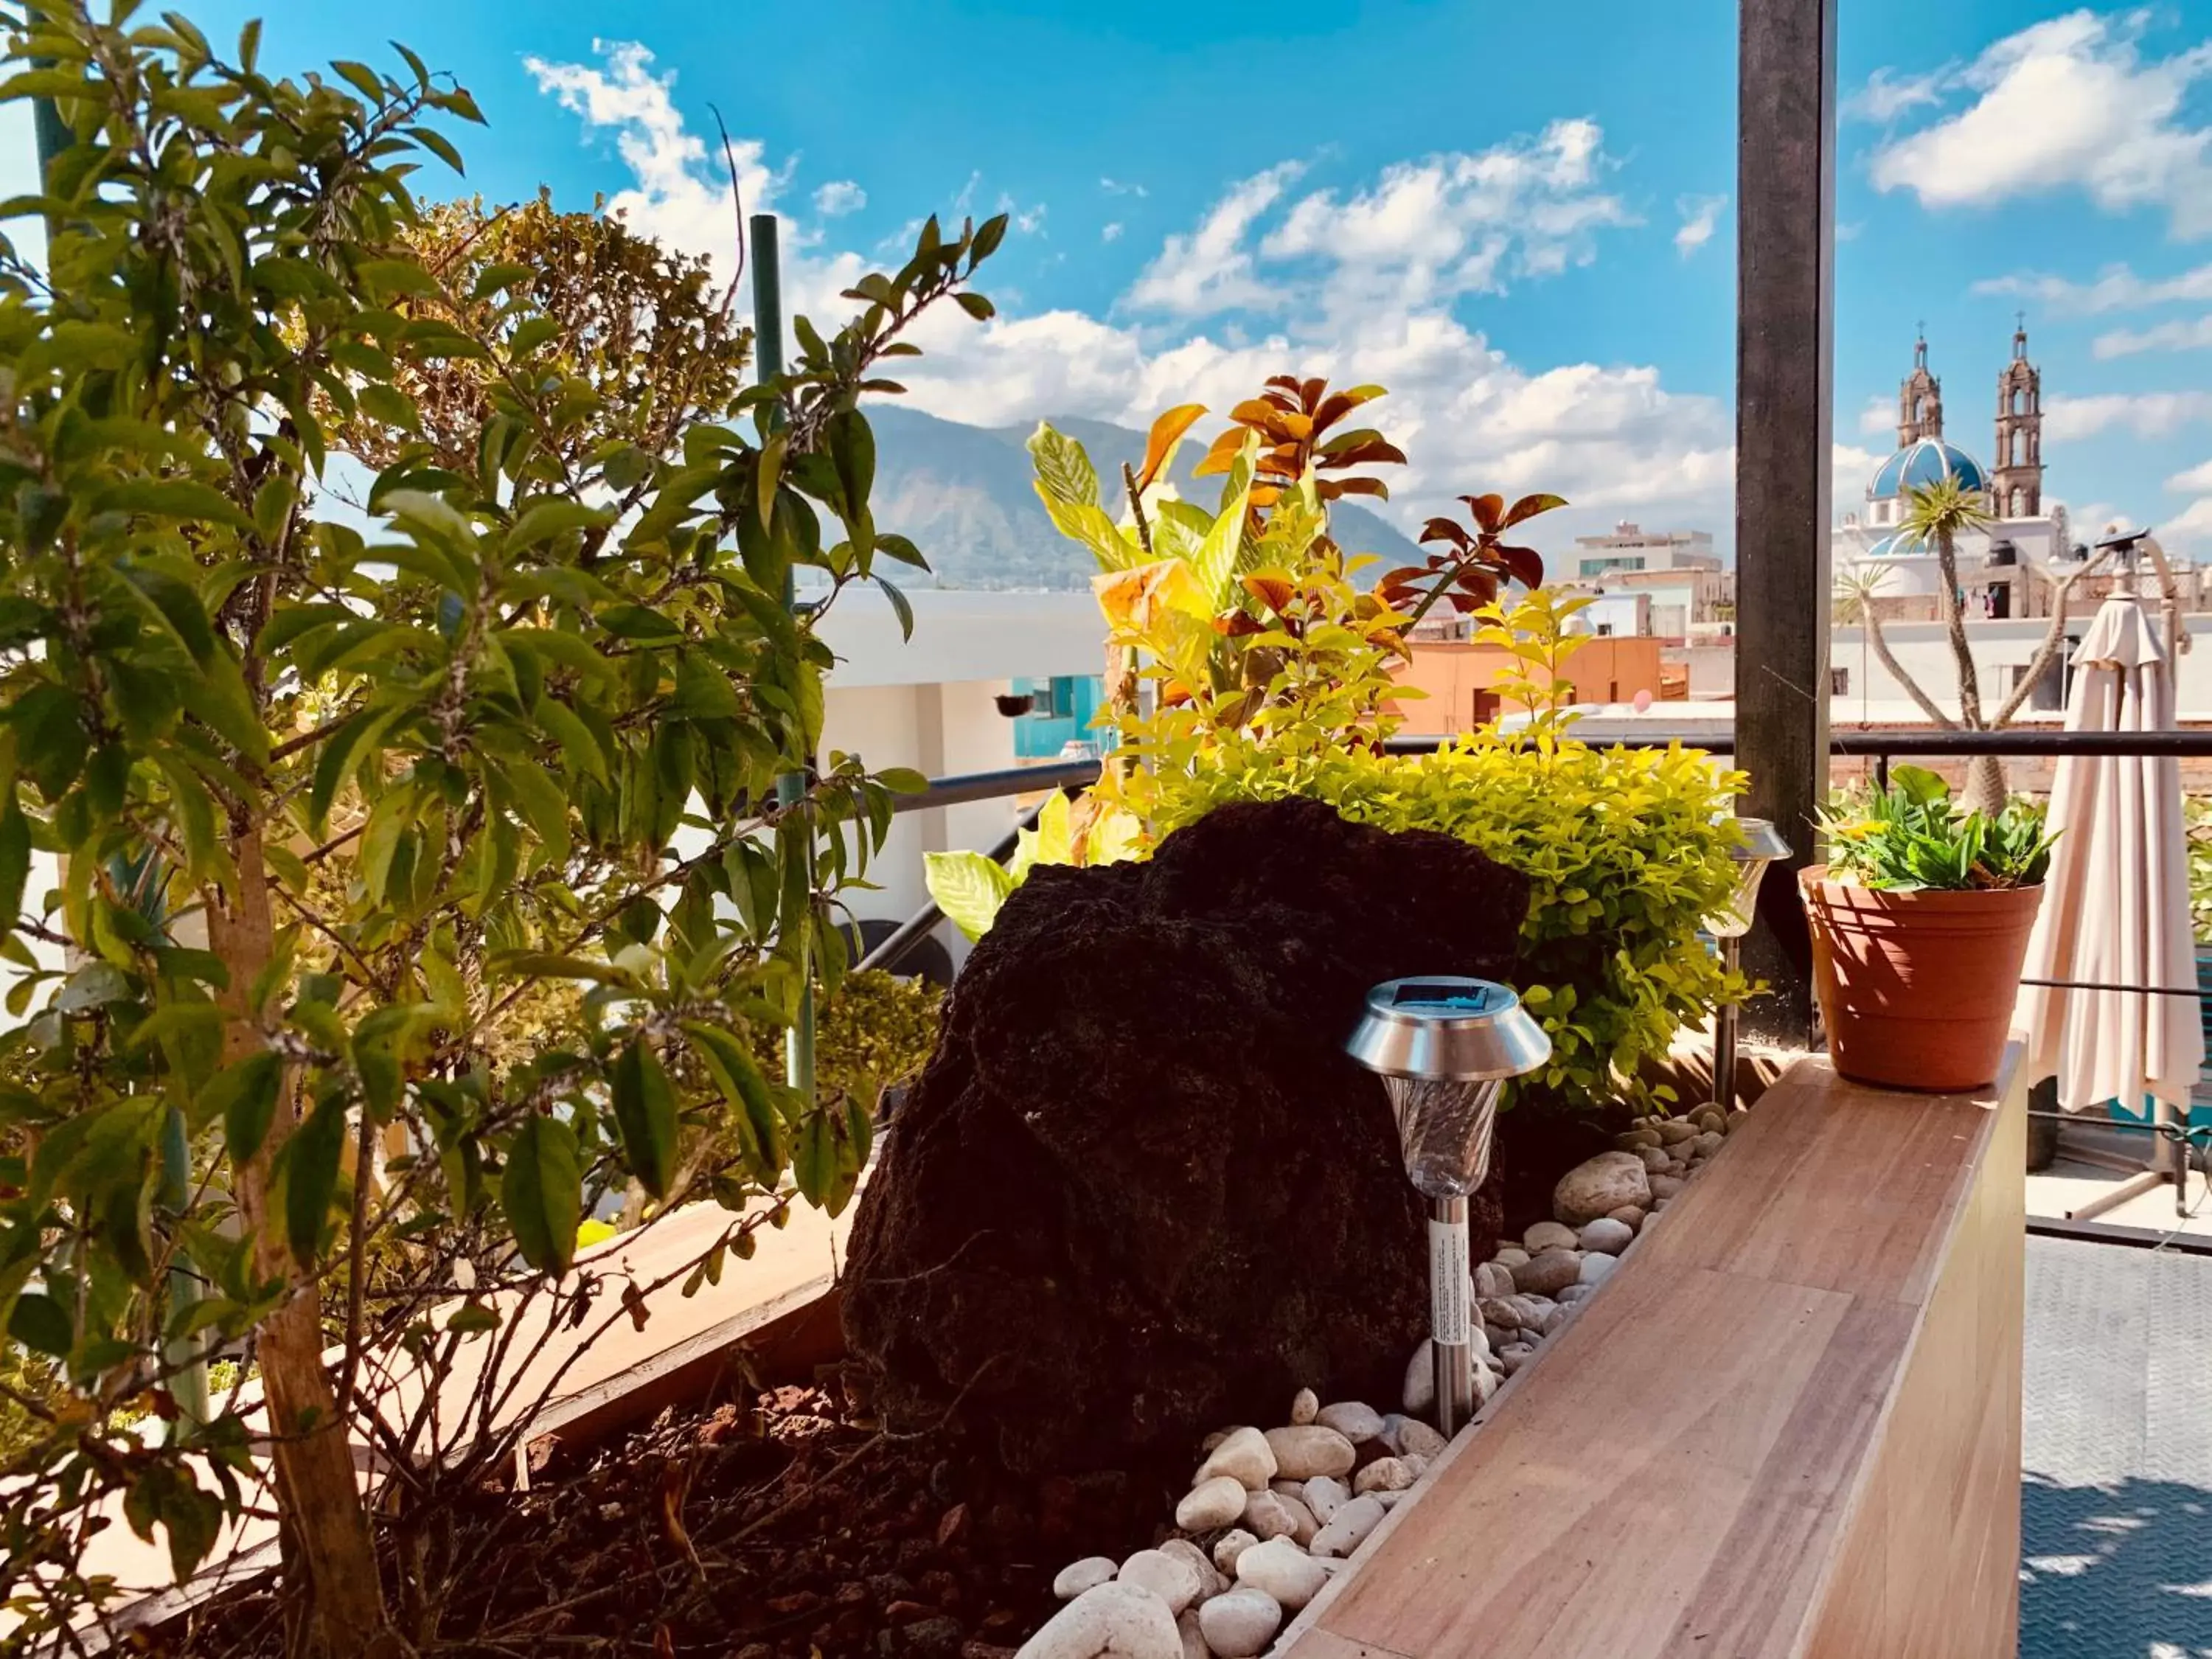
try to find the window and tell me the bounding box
[2012,388,2025,414]
[1830,667,1850,696]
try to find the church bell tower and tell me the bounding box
[1897,332,1944,445]
[1992,319,2042,519]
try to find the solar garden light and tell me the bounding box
[1708,817,1792,1114]
[1346,978,1551,1436]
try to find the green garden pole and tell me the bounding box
[750,214,815,1105]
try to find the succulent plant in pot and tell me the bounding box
[1802,765,2058,1091]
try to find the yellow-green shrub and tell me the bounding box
[1149,732,1747,1113]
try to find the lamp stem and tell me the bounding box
[1715,934,1742,1113]
[1429,1194,1474,1436]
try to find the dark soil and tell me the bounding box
[167,1367,1180,1659]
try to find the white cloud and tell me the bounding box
[2045,390,2212,439]
[1102,222,1124,243]
[1673,194,1726,257]
[2093,313,2212,355]
[1848,65,1950,124]
[1859,394,1898,437]
[1975,260,2212,313]
[531,45,1730,552]
[1125,162,1304,316]
[2158,494,2212,549]
[1867,12,2212,237]
[2167,457,2212,492]
[813,180,866,217]
[1100,177,1147,198]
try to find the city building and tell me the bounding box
[1563,521,1725,641]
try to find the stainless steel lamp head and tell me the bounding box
[1344,977,1554,1083]
[1709,815,1793,941]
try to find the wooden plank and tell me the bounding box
[1283,1051,2024,1659]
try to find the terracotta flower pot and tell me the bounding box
[1799,864,2043,1093]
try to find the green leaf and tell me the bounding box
[792,1111,837,1210]
[501,1114,581,1276]
[7,1291,71,1357]
[307,708,385,834]
[1027,422,1099,509]
[282,1095,348,1267]
[204,1051,283,1162]
[682,1020,783,1178]
[94,478,253,532]
[0,794,29,942]
[609,1036,680,1200]
[507,498,609,552]
[922,850,1015,942]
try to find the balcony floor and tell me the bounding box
[2022,1234,2212,1658]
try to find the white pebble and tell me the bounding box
[1396,1417,1447,1460]
[1241,1489,1301,1542]
[1175,1475,1250,1532]
[1018,1582,1183,1659]
[1267,1478,1305,1500]
[1314,1400,1385,1443]
[1576,1217,1633,1255]
[1301,1473,1349,1522]
[1198,1588,1283,1659]
[1195,1425,1277,1492]
[1523,1220,1579,1253]
[1211,1527,1258,1576]
[1402,1339,1434,1415]
[1499,1342,1536,1377]
[1175,1610,1207,1659]
[1492,1245,1529,1269]
[1234,1537,1328,1610]
[1158,1539,1226,1601]
[1265,1425,1356,1480]
[1118,1548,1202,1615]
[1288,1387,1318,1426]
[1310,1493,1386,1558]
[1473,1260,1516,1299]
[1577,1251,1618,1287]
[1352,1457,1414,1495]
[1557,1283,1594,1306]
[1054,1557,1119,1601]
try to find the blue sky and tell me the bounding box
[90,1,2212,557]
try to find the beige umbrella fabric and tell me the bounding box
[2014,594,2203,1117]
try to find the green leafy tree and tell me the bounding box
[0,7,999,1649]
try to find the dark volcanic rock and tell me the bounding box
[842,798,1531,1475]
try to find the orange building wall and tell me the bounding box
[1390,636,1666,737]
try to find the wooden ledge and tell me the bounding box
[1282,1047,2027,1659]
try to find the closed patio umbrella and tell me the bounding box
[2014,587,2202,1205]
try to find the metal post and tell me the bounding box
[1734,0,1839,1048]
[1714,935,1742,1112]
[750,214,815,1104]
[1429,1194,1474,1436]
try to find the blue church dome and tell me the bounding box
[1864,531,1931,557]
[1869,437,1987,500]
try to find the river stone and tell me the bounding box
[843,799,1530,1475]
[1265,1425,1357,1480]
[1301,1473,1350,1522]
[1018,1582,1183,1659]
[1553,1152,1652,1225]
[1578,1251,1619,1287]
[1177,1475,1251,1532]
[1314,1401,1385,1444]
[1492,1245,1530,1270]
[1199,1589,1283,1659]
[1402,1340,1435,1415]
[1195,1426,1276,1492]
[1649,1174,1686,1202]
[1473,1260,1516,1300]
[1175,1610,1207,1659]
[1055,1557,1120,1600]
[1512,1248,1582,1295]
[1353,1456,1415,1495]
[1577,1217,1633,1254]
[1499,1343,1536,1376]
[1397,1417,1447,1460]
[1211,1529,1259,1575]
[1522,1220,1579,1253]
[1692,1130,1725,1158]
[1656,1118,1700,1145]
[1159,1539,1227,1601]
[1288,1387,1319,1425]
[1242,1490,1301,1542]
[1607,1205,1646,1232]
[1310,1493,1388,1558]
[1118,1549,1203,1615]
[1235,1538,1329,1610]
[1638,1145,1671,1172]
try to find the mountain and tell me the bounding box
[866,405,1426,591]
